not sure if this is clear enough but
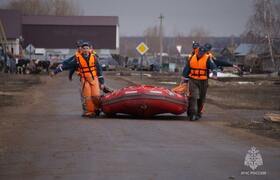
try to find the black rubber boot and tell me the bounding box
[189,115,199,121]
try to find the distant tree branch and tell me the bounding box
[188,26,210,44]
[3,0,81,16]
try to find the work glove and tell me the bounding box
[103,85,113,93]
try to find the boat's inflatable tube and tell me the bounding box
[101,85,188,117]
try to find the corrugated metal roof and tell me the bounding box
[22,15,119,26]
[234,43,255,56]
[235,43,268,56]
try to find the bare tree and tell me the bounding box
[173,32,193,54]
[241,30,263,43]
[245,0,280,71]
[143,25,160,56]
[47,0,81,16]
[246,0,280,38]
[174,32,185,47]
[189,26,210,44]
[5,0,47,15]
[4,0,81,16]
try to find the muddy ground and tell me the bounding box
[115,71,280,139]
[0,71,279,180]
[0,71,280,140]
[0,74,42,107]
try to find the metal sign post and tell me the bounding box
[140,55,143,80]
[136,42,149,81]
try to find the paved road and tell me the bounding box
[0,73,279,180]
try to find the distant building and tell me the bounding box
[120,36,241,58]
[234,43,280,73]
[0,9,119,55]
[220,47,236,61]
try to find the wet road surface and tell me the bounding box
[0,73,279,180]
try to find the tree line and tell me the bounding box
[3,0,81,16]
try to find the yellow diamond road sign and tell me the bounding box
[136,42,149,55]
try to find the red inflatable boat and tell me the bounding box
[101,85,188,117]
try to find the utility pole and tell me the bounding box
[159,14,164,73]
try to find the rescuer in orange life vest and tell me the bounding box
[68,40,98,81]
[51,41,104,118]
[182,46,218,121]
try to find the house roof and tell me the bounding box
[211,47,223,54]
[234,43,268,56]
[0,9,119,40]
[234,43,255,56]
[22,15,119,26]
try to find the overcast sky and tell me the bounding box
[1,0,254,37]
[76,0,254,37]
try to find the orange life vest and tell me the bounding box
[75,53,97,78]
[188,54,209,80]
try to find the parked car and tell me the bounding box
[127,58,139,70]
[127,57,159,71]
[99,56,119,71]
